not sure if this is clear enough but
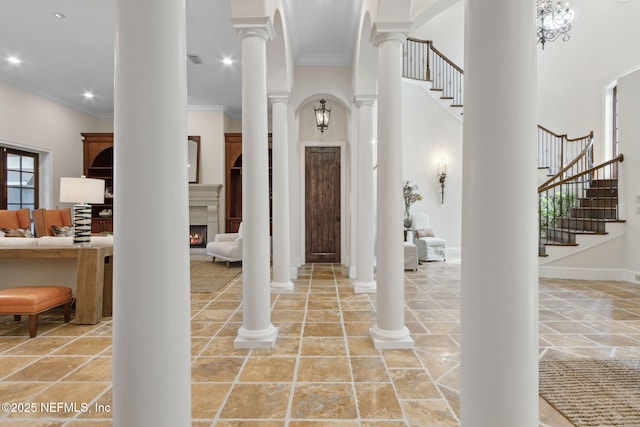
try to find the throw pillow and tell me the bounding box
[52,225,74,237]
[1,227,34,238]
[416,228,435,238]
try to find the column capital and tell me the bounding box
[353,94,377,108]
[370,22,412,47]
[269,92,291,105]
[230,16,275,41]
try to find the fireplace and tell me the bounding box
[189,225,207,248]
[189,184,222,244]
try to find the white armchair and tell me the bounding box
[411,213,446,262]
[206,222,243,266]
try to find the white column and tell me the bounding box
[370,26,413,349]
[270,93,294,293]
[460,0,538,426]
[232,17,278,349]
[353,95,377,294]
[112,0,190,425]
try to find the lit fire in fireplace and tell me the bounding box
[189,225,207,248]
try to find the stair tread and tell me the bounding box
[545,228,607,235]
[556,217,625,222]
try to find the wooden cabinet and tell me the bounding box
[82,133,113,233]
[91,218,113,233]
[224,133,272,233]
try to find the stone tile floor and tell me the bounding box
[0,260,639,426]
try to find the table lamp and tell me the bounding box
[60,176,105,245]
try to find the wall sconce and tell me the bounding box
[314,98,331,133]
[437,158,447,204]
[60,176,105,245]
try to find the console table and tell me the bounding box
[0,245,113,324]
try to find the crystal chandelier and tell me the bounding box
[537,0,575,49]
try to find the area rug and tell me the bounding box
[539,358,640,427]
[190,256,242,293]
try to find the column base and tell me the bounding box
[271,280,294,293]
[348,266,357,278]
[353,280,376,294]
[234,324,279,349]
[370,325,414,349]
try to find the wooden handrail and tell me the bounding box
[538,124,567,139]
[538,133,594,190]
[567,130,594,143]
[538,154,624,193]
[429,44,464,74]
[406,37,463,74]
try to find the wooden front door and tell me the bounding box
[305,147,341,263]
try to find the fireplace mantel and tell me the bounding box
[188,184,222,243]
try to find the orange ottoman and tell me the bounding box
[0,286,73,338]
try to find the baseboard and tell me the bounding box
[446,246,461,259]
[539,266,640,284]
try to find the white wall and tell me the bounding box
[0,80,100,208]
[406,1,640,273]
[410,1,640,162]
[537,1,640,162]
[618,69,640,277]
[410,0,464,67]
[290,66,353,266]
[187,111,227,232]
[402,80,462,254]
[0,82,229,233]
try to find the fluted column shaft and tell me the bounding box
[354,95,377,293]
[113,0,191,425]
[370,28,413,349]
[270,93,294,293]
[460,0,538,425]
[232,18,278,348]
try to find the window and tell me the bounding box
[1,147,39,211]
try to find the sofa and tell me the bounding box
[0,208,32,236]
[32,208,73,237]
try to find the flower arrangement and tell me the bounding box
[403,180,422,228]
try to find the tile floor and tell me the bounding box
[1,260,639,426]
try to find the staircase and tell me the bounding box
[402,36,626,259]
[538,156,625,257]
[404,38,463,115]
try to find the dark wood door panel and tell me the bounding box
[305,147,340,263]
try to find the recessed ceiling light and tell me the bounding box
[83,92,95,99]
[222,57,233,65]
[7,56,21,64]
[53,12,66,19]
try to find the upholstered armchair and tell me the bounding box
[411,212,447,262]
[206,222,243,266]
[32,208,73,237]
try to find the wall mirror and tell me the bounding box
[188,136,201,183]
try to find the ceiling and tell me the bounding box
[0,0,361,119]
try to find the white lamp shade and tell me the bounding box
[60,176,105,204]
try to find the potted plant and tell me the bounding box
[403,180,422,228]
